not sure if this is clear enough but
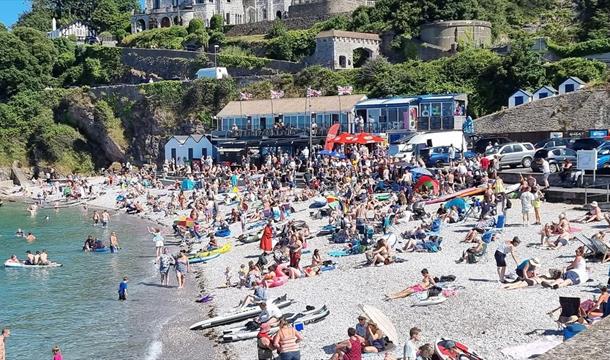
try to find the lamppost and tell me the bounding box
[214,44,219,67]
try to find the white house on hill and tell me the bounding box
[559,77,586,95]
[164,135,215,164]
[533,85,558,100]
[47,18,94,41]
[508,89,532,108]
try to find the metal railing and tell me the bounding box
[584,183,610,205]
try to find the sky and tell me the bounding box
[1,0,29,26]
[0,0,146,27]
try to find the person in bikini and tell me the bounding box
[384,268,435,300]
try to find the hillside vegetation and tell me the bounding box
[0,0,609,173]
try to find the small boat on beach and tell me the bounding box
[189,295,293,330]
[188,253,220,264]
[435,338,483,360]
[4,261,62,268]
[189,242,232,258]
[221,305,330,342]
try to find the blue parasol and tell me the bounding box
[444,198,469,211]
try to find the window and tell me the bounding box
[514,96,524,106]
[431,103,441,116]
[188,148,194,161]
[171,148,177,160]
[202,148,207,158]
[339,55,347,68]
[420,104,431,117]
[551,149,561,156]
[500,146,513,154]
[565,84,575,93]
[523,143,534,150]
[539,92,548,99]
[564,149,576,156]
[513,144,524,152]
[441,102,452,116]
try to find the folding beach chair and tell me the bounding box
[548,297,584,330]
[575,233,610,262]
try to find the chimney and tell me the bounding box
[52,17,57,31]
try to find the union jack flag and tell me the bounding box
[337,85,353,96]
[307,88,322,98]
[239,92,253,101]
[270,90,285,99]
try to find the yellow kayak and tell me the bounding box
[190,243,232,259]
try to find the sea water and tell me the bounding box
[0,203,168,360]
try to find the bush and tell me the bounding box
[265,20,288,39]
[545,57,607,86]
[122,26,188,49]
[218,46,270,69]
[210,14,224,32]
[187,19,205,34]
[548,38,610,58]
[267,29,317,61]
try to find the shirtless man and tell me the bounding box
[33,251,41,265]
[101,210,110,227]
[25,233,36,242]
[39,250,49,265]
[110,232,120,253]
[25,251,34,265]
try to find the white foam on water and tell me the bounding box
[144,340,163,360]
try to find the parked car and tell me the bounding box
[596,142,610,169]
[484,142,535,168]
[473,137,512,154]
[531,147,577,173]
[423,146,476,167]
[572,138,603,151]
[534,138,575,150]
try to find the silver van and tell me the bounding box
[485,142,536,168]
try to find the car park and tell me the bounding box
[531,147,577,173]
[572,138,603,151]
[484,142,535,168]
[423,146,476,167]
[534,138,575,150]
[473,137,512,154]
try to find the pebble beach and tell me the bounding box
[68,178,610,359]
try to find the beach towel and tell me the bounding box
[563,323,586,340]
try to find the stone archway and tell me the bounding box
[276,10,282,19]
[136,19,146,32]
[246,7,256,22]
[313,30,381,70]
[160,17,171,27]
[174,16,181,26]
[353,47,373,68]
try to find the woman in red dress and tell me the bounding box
[260,219,273,252]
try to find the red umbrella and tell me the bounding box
[333,132,357,144]
[415,175,439,195]
[353,132,384,144]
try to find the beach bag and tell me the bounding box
[467,253,478,264]
[427,286,443,297]
[438,275,456,282]
[430,218,442,232]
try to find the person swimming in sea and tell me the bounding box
[15,229,24,237]
[25,232,36,242]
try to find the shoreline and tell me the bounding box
[2,185,230,360]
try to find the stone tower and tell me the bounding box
[289,0,374,18]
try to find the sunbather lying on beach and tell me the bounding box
[542,246,589,289]
[540,213,571,247]
[574,201,603,223]
[384,268,435,300]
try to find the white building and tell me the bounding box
[47,19,95,41]
[164,135,215,163]
[244,0,292,22]
[558,77,586,95]
[532,85,558,101]
[508,89,532,108]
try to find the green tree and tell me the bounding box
[265,19,288,39]
[187,18,205,34]
[545,57,606,86]
[210,14,224,32]
[12,27,58,75]
[0,31,49,99]
[502,38,546,92]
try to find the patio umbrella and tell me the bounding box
[444,197,469,211]
[410,167,433,177]
[334,133,357,144]
[415,175,439,195]
[353,132,384,144]
[359,304,398,343]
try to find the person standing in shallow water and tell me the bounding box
[0,327,10,360]
[118,276,128,300]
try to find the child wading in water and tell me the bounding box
[52,345,63,360]
[118,276,128,300]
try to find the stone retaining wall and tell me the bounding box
[226,16,329,36]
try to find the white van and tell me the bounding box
[389,131,467,161]
[195,67,229,80]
